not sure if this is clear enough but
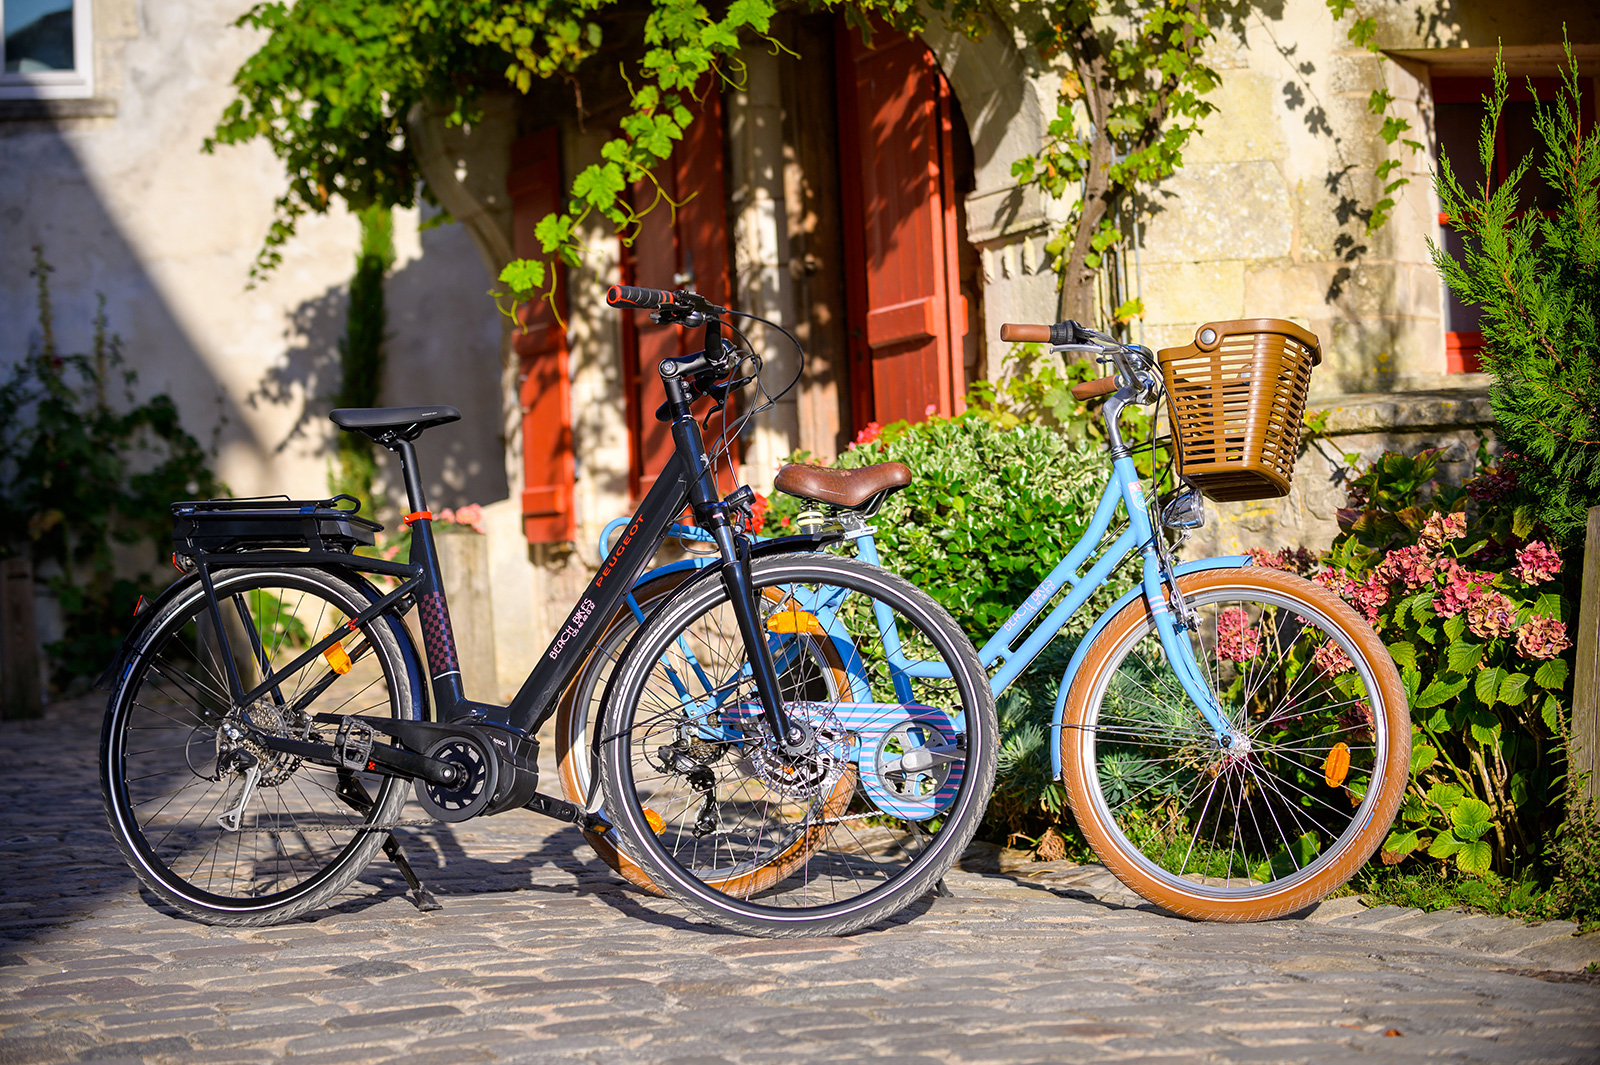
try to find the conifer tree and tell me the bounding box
[1431,42,1600,545]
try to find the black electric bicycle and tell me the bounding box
[97,285,998,937]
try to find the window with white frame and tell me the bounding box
[1,0,93,99]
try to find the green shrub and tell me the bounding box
[1431,44,1600,545]
[1311,446,1575,877]
[0,248,224,689]
[769,412,1132,843]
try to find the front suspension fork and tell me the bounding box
[713,527,796,749]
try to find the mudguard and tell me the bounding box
[1049,555,1253,779]
[93,562,430,724]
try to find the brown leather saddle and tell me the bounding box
[772,462,912,516]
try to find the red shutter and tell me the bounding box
[619,87,734,501]
[837,22,968,429]
[508,127,577,543]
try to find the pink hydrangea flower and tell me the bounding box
[924,403,939,417]
[453,504,486,534]
[1513,540,1562,585]
[1466,589,1517,640]
[1337,699,1374,740]
[1515,615,1571,660]
[1418,510,1467,548]
[436,507,455,524]
[1313,641,1355,676]
[1435,559,1493,618]
[1216,607,1261,662]
[1313,567,1354,600]
[1376,544,1435,591]
[1348,574,1389,626]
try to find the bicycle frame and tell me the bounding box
[607,382,1257,784]
[135,314,830,769]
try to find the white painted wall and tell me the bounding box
[0,0,506,516]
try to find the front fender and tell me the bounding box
[1049,555,1252,779]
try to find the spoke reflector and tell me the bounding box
[1324,741,1351,787]
[323,638,353,675]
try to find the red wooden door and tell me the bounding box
[837,22,967,430]
[619,88,734,501]
[508,127,577,544]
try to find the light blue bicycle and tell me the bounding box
[562,316,1410,922]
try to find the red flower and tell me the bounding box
[852,422,882,446]
[1512,540,1562,585]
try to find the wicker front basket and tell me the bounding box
[1159,319,1322,502]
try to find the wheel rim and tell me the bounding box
[106,572,407,911]
[611,558,988,917]
[1077,584,1390,901]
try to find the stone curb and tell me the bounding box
[959,842,1600,974]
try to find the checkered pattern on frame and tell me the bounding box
[418,591,460,674]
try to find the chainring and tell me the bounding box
[415,735,498,822]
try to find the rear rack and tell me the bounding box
[172,494,382,556]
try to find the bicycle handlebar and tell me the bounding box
[999,321,1091,346]
[607,285,673,310]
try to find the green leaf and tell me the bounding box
[1455,838,1493,874]
[1534,657,1570,691]
[1442,613,1466,642]
[1428,782,1465,810]
[1387,641,1419,672]
[1410,743,1437,774]
[1446,642,1485,674]
[1498,671,1530,706]
[1450,797,1493,840]
[1415,676,1469,709]
[1474,666,1507,708]
[1428,829,1465,858]
[497,258,545,300]
[1541,694,1563,732]
[1384,828,1421,857]
[1512,505,1536,539]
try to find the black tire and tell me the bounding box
[1061,567,1410,921]
[100,566,418,925]
[600,554,998,937]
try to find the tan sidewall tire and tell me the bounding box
[1061,567,1410,922]
[553,573,855,897]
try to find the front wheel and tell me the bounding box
[600,554,998,937]
[1061,566,1409,921]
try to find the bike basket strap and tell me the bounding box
[171,496,382,556]
[1159,319,1322,502]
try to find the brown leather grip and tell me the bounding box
[1070,377,1119,401]
[999,323,1051,343]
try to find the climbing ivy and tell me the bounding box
[1323,0,1424,232]
[1007,0,1221,326]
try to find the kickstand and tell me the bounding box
[932,877,952,898]
[381,833,441,912]
[336,771,441,913]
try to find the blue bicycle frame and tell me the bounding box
[600,445,1252,783]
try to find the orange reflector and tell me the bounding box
[323,639,353,675]
[766,601,825,636]
[1324,742,1351,788]
[643,808,665,835]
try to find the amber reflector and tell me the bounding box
[1324,742,1351,788]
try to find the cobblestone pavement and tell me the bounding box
[3,698,1597,1065]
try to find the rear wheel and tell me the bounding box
[1061,567,1409,921]
[600,554,997,937]
[100,567,416,925]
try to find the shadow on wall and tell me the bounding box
[0,121,247,472]
[249,211,510,512]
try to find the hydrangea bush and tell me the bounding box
[1280,447,1576,876]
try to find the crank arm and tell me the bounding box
[247,730,462,787]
